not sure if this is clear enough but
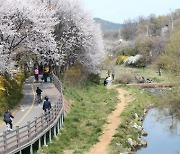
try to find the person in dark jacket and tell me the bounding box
[36,87,42,95]
[43,70,49,82]
[4,110,14,130]
[43,96,52,121]
[104,77,108,86]
[36,87,42,103]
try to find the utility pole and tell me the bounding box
[146,25,149,37]
[170,8,174,32]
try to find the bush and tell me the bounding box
[63,62,88,86]
[124,54,143,67]
[116,47,137,56]
[116,56,128,65]
[0,73,25,116]
[115,72,135,84]
[87,73,101,84]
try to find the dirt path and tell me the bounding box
[88,85,130,154]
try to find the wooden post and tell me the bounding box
[38,138,41,149]
[3,131,7,153]
[16,126,20,148]
[59,115,62,129]
[49,109,52,123]
[57,119,60,134]
[54,105,57,121]
[44,134,47,146]
[34,117,37,137]
[41,113,44,131]
[30,144,33,154]
[27,121,31,142]
[49,129,52,143]
[54,125,56,137]
[61,113,64,125]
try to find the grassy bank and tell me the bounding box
[37,81,119,154]
[103,65,179,83]
[108,85,161,154]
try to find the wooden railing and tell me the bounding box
[0,73,64,154]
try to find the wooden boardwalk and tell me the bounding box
[0,74,64,154]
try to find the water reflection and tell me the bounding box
[138,108,180,154]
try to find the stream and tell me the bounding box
[138,108,180,154]
[137,87,180,154]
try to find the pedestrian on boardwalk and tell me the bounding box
[34,68,39,82]
[4,110,14,131]
[43,69,49,82]
[39,62,44,75]
[43,96,52,121]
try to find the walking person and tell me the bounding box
[43,96,52,121]
[34,68,39,82]
[36,87,42,104]
[104,77,108,86]
[39,62,44,75]
[106,75,112,85]
[4,110,14,131]
[112,70,115,80]
[43,70,49,82]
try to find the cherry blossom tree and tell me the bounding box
[53,0,105,73]
[0,0,57,74]
[0,0,105,75]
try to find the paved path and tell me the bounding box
[0,75,61,134]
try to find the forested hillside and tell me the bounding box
[94,18,122,30]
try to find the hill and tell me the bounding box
[94,18,123,31]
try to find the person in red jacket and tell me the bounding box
[34,68,39,82]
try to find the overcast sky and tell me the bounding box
[81,0,180,23]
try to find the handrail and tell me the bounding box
[0,73,64,154]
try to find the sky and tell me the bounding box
[81,0,180,23]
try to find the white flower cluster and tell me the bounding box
[0,0,105,74]
[124,54,143,66]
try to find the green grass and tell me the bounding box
[37,81,119,154]
[104,65,179,83]
[108,85,161,154]
[133,65,179,83]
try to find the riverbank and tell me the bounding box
[88,85,132,154]
[108,85,161,154]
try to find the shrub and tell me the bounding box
[0,73,25,116]
[115,71,135,84]
[116,56,128,65]
[124,54,143,67]
[87,73,101,84]
[63,62,88,86]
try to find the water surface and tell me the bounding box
[138,108,180,154]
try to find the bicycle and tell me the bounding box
[36,94,42,104]
[36,87,42,104]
